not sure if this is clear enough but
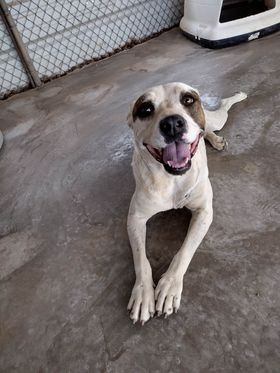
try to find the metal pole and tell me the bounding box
[0,0,42,88]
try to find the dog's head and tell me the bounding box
[127,82,205,175]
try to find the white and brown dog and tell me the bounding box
[127,82,247,324]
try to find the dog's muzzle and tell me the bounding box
[144,133,202,176]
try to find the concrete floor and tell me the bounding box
[0,28,280,372]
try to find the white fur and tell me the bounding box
[127,83,247,324]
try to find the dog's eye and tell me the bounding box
[137,102,155,119]
[182,95,194,106]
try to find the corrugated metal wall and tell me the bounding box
[0,0,184,99]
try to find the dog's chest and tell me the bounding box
[171,177,199,209]
[133,149,204,210]
[147,171,199,210]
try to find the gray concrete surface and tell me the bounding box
[0,28,280,373]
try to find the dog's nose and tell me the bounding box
[159,115,186,140]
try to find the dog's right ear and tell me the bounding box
[127,94,148,127]
[127,102,135,128]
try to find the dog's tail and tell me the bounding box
[221,92,247,111]
[204,92,247,133]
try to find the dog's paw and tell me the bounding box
[155,273,183,317]
[205,132,228,151]
[211,135,228,151]
[127,280,155,325]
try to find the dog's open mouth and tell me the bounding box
[144,135,201,175]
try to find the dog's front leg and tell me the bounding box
[155,180,213,316]
[127,193,161,325]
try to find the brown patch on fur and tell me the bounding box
[181,90,205,130]
[132,94,148,121]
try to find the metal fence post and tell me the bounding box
[0,0,41,88]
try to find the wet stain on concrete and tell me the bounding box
[65,84,115,107]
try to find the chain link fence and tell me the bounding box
[0,15,30,98]
[1,0,184,99]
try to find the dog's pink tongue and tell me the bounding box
[162,142,190,168]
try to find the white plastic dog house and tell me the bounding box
[180,0,280,48]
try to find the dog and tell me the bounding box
[127,82,247,324]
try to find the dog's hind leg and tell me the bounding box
[204,92,247,150]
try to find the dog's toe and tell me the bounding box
[163,295,174,316]
[155,273,183,315]
[128,281,155,325]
